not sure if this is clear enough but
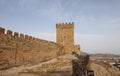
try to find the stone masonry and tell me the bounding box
[0,22,80,69]
[0,27,63,69]
[56,22,80,54]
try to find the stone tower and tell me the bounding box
[56,22,75,54]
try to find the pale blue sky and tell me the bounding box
[0,0,120,54]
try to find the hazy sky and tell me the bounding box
[0,0,120,54]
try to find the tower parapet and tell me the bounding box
[56,22,74,29]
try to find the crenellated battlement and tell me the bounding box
[56,22,74,29]
[0,27,61,43]
[0,27,5,35]
[56,22,74,25]
[0,26,64,51]
[20,34,25,39]
[25,34,28,39]
[7,30,13,38]
[0,27,42,41]
[14,32,19,39]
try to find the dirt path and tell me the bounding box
[0,58,57,76]
[0,54,76,76]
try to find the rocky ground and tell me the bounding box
[0,54,120,76]
[89,60,120,76]
[0,54,77,76]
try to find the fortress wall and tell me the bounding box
[0,27,63,69]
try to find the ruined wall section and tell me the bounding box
[0,27,63,69]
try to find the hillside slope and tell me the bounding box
[89,61,120,76]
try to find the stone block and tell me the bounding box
[29,36,32,40]
[20,33,24,39]
[7,30,12,38]
[0,27,5,35]
[25,35,28,40]
[14,32,19,39]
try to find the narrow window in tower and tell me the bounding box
[63,35,66,46]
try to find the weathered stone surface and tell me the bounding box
[56,22,80,54]
[0,27,63,70]
[14,32,19,39]
[0,22,80,70]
